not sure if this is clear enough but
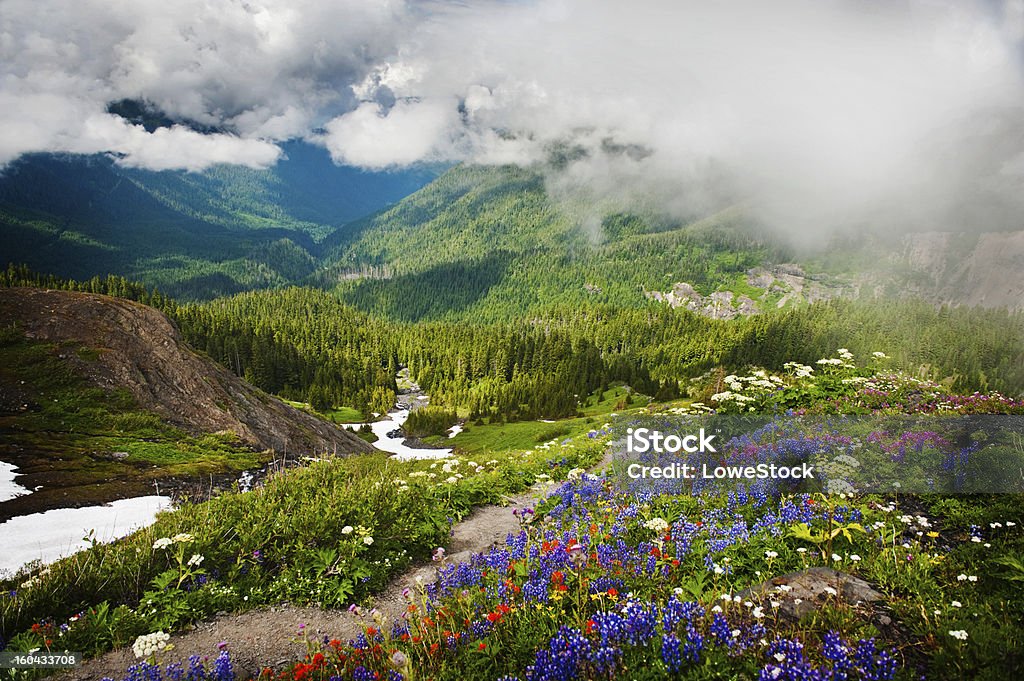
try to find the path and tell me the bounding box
[59,488,541,680]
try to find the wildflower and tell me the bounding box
[132,631,171,659]
[432,547,446,562]
[949,630,969,641]
[765,550,778,559]
[342,526,354,535]
[363,536,374,546]
[187,554,204,567]
[951,600,962,608]
[171,533,194,543]
[850,554,861,562]
[152,538,173,550]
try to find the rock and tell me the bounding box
[0,288,372,457]
[738,567,884,621]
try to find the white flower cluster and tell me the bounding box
[132,631,170,659]
[783,362,815,378]
[186,553,204,567]
[340,524,374,545]
[643,517,670,532]
[152,533,194,550]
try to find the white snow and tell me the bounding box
[345,408,453,461]
[1,461,31,502]
[0,495,172,575]
[447,424,463,439]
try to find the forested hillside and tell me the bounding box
[5,267,1021,424]
[0,145,434,299]
[321,165,791,321]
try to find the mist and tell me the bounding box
[2,0,1023,239]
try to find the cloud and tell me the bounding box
[2,0,1023,237]
[0,0,407,171]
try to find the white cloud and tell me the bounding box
[1,0,1023,236]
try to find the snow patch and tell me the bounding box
[0,461,31,502]
[0,495,172,575]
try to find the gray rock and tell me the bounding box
[738,567,884,621]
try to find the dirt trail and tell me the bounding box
[59,488,542,680]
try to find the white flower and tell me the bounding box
[850,554,861,562]
[949,630,969,641]
[765,550,779,559]
[824,587,838,596]
[172,533,194,543]
[832,553,842,562]
[132,631,171,659]
[957,574,969,581]
[774,653,786,662]
[643,517,670,533]
[1007,521,1016,527]
[342,526,354,534]
[967,575,978,582]
[186,554,204,567]
[872,352,887,359]
[752,607,765,619]
[796,547,807,553]
[951,600,962,608]
[711,605,723,613]
[152,538,173,550]
[363,536,374,546]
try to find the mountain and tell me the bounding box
[320,165,1024,321]
[0,143,436,299]
[319,165,789,321]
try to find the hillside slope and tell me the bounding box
[0,288,371,456]
[0,145,435,299]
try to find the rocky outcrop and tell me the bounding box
[738,566,885,621]
[0,288,372,456]
[645,264,847,319]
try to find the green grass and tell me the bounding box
[282,400,365,424]
[1,433,605,662]
[326,406,365,423]
[444,385,647,453]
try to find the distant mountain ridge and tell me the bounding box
[0,143,436,299]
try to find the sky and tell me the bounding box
[2,0,1023,236]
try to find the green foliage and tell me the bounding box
[1,440,604,660]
